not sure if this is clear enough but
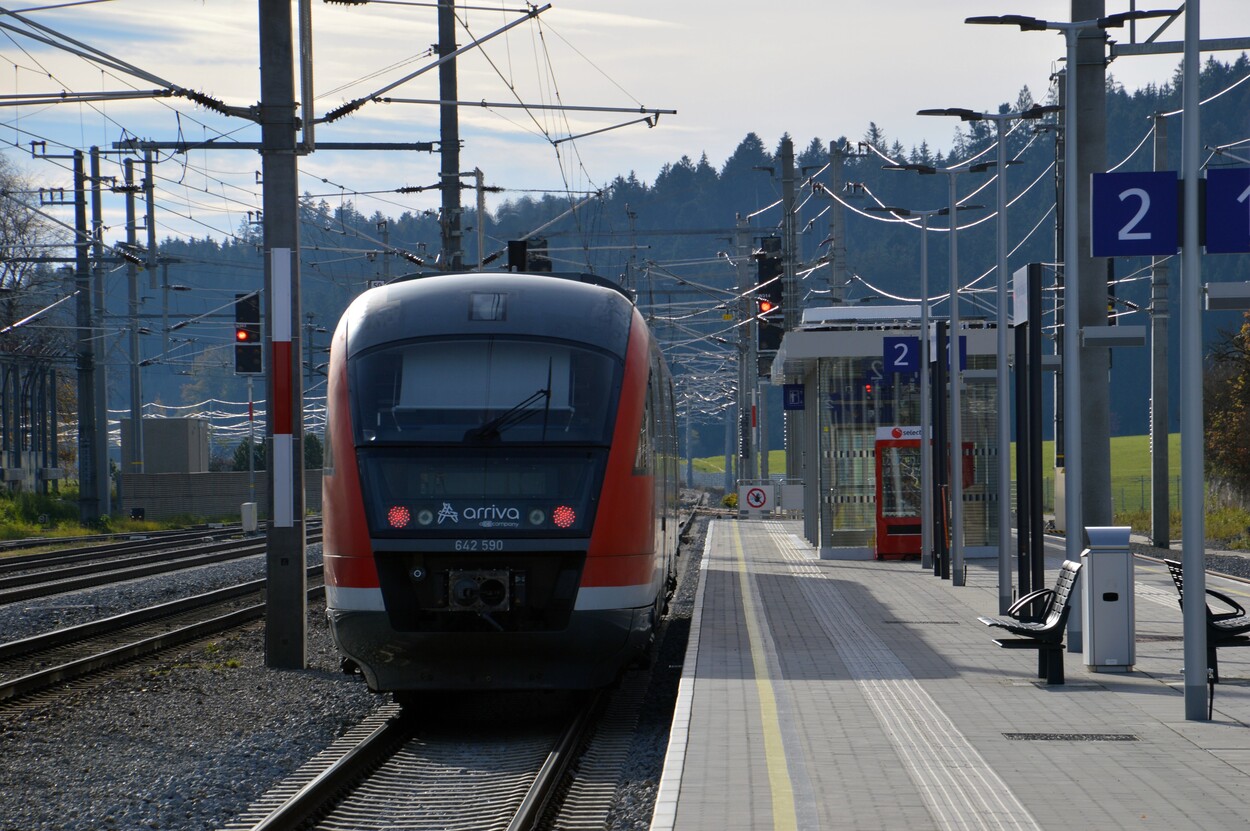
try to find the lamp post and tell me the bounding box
[868,204,980,573]
[885,161,990,585]
[967,6,1175,592]
[918,104,1058,613]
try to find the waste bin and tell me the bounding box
[1080,526,1135,671]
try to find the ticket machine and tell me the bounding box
[875,426,923,559]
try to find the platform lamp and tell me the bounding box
[917,103,1058,613]
[965,6,1175,588]
[866,204,981,574]
[883,160,992,587]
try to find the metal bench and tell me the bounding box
[1163,559,1250,717]
[978,560,1083,684]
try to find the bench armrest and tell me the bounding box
[1206,588,1247,621]
[1007,588,1053,620]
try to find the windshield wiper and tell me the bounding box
[464,387,550,442]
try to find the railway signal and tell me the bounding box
[756,236,783,351]
[234,292,263,375]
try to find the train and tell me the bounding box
[321,270,680,692]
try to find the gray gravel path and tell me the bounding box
[0,516,709,831]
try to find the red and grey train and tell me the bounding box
[322,270,680,691]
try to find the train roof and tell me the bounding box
[339,271,640,358]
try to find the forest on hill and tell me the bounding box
[68,54,1250,461]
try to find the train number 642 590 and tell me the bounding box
[454,539,505,552]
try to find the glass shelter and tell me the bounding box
[771,305,1004,561]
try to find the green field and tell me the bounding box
[695,432,1184,515]
[1038,433,1182,515]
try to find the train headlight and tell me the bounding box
[552,505,576,529]
[387,505,411,529]
[528,508,546,526]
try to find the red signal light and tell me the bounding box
[236,327,254,343]
[758,299,775,314]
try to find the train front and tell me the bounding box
[322,272,659,691]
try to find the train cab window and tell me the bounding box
[352,337,620,445]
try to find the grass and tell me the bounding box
[0,488,250,557]
[695,432,1250,547]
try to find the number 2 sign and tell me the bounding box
[882,336,920,374]
[1091,171,1179,258]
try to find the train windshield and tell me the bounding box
[351,337,620,446]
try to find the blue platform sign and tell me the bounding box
[782,383,805,410]
[883,336,920,374]
[1205,168,1250,254]
[938,334,967,372]
[1091,171,1179,257]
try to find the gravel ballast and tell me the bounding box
[0,515,708,831]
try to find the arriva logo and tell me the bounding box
[462,504,521,521]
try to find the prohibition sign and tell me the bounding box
[746,487,768,509]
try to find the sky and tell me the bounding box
[4,0,1250,243]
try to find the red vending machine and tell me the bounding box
[875,426,923,560]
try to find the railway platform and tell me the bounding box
[651,519,1250,830]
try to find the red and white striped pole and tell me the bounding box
[271,248,294,529]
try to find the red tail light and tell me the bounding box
[552,505,576,529]
[387,505,411,529]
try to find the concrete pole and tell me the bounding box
[260,0,307,669]
[1054,70,1066,487]
[475,168,486,269]
[781,138,801,483]
[947,173,965,586]
[143,150,157,287]
[994,118,1012,613]
[1060,25,1084,571]
[1150,114,1171,549]
[124,159,143,476]
[1179,0,1209,721]
[73,151,98,523]
[1075,0,1112,533]
[89,147,110,516]
[735,218,754,485]
[828,142,848,304]
[438,0,463,269]
[759,377,770,482]
[919,213,934,571]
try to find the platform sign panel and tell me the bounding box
[738,484,775,519]
[1091,171,1179,257]
[1205,168,1250,254]
[782,383,805,410]
[883,336,920,374]
[936,334,967,372]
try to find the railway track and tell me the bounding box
[227,691,600,831]
[0,529,322,606]
[0,567,324,704]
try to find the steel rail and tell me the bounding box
[0,577,324,703]
[247,710,420,831]
[0,532,322,605]
[508,691,603,831]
